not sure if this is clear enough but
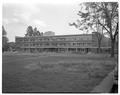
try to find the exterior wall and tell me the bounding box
[15,33,110,53]
[91,32,111,53]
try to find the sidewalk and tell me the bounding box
[91,70,116,93]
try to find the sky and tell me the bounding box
[2,0,117,42]
[2,0,87,42]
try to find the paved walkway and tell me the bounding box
[91,70,116,93]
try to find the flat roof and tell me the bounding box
[15,34,92,38]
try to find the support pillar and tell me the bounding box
[66,48,68,52]
[75,48,77,52]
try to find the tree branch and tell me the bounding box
[111,4,117,18]
[98,19,110,33]
[114,22,118,39]
[69,22,78,28]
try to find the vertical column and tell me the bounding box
[35,48,37,53]
[66,48,68,52]
[75,48,77,53]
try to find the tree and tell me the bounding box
[8,42,16,51]
[34,27,37,32]
[69,2,118,57]
[89,21,104,53]
[40,32,43,36]
[33,27,37,36]
[25,26,34,36]
[33,27,41,36]
[2,26,7,36]
[36,31,41,36]
[25,26,42,37]
[2,26,9,52]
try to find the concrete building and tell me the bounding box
[15,32,111,53]
[43,31,55,36]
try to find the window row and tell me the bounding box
[16,37,91,42]
[22,42,92,47]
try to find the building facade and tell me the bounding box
[15,32,111,53]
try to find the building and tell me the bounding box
[15,32,111,53]
[43,31,55,36]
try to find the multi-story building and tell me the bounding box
[15,32,111,53]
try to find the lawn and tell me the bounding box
[2,52,117,93]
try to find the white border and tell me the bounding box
[1,0,119,95]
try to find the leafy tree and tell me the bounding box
[40,32,43,36]
[33,27,41,36]
[69,2,118,57]
[8,42,16,51]
[36,31,41,36]
[25,26,34,36]
[33,27,37,36]
[33,27,37,32]
[26,26,42,36]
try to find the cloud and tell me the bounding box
[3,18,10,24]
[3,3,48,29]
[3,0,82,5]
[3,18,20,25]
[12,18,19,22]
[14,12,31,22]
[11,4,40,22]
[33,19,47,27]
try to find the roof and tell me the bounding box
[15,34,92,38]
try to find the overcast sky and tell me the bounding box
[2,0,87,42]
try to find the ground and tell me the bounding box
[2,52,117,93]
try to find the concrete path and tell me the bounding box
[91,70,115,93]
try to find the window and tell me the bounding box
[59,38,65,41]
[52,38,56,41]
[44,43,49,46]
[24,38,29,42]
[40,43,43,46]
[24,44,29,46]
[52,43,57,46]
[77,43,81,46]
[74,38,76,41]
[30,43,33,46]
[39,38,42,41]
[33,43,36,46]
[68,43,71,46]
[73,43,76,46]
[87,38,89,40]
[44,38,49,41]
[30,38,35,42]
[17,38,23,42]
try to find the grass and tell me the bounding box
[2,52,117,93]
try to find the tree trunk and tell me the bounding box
[111,39,115,57]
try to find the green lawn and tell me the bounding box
[2,53,117,93]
